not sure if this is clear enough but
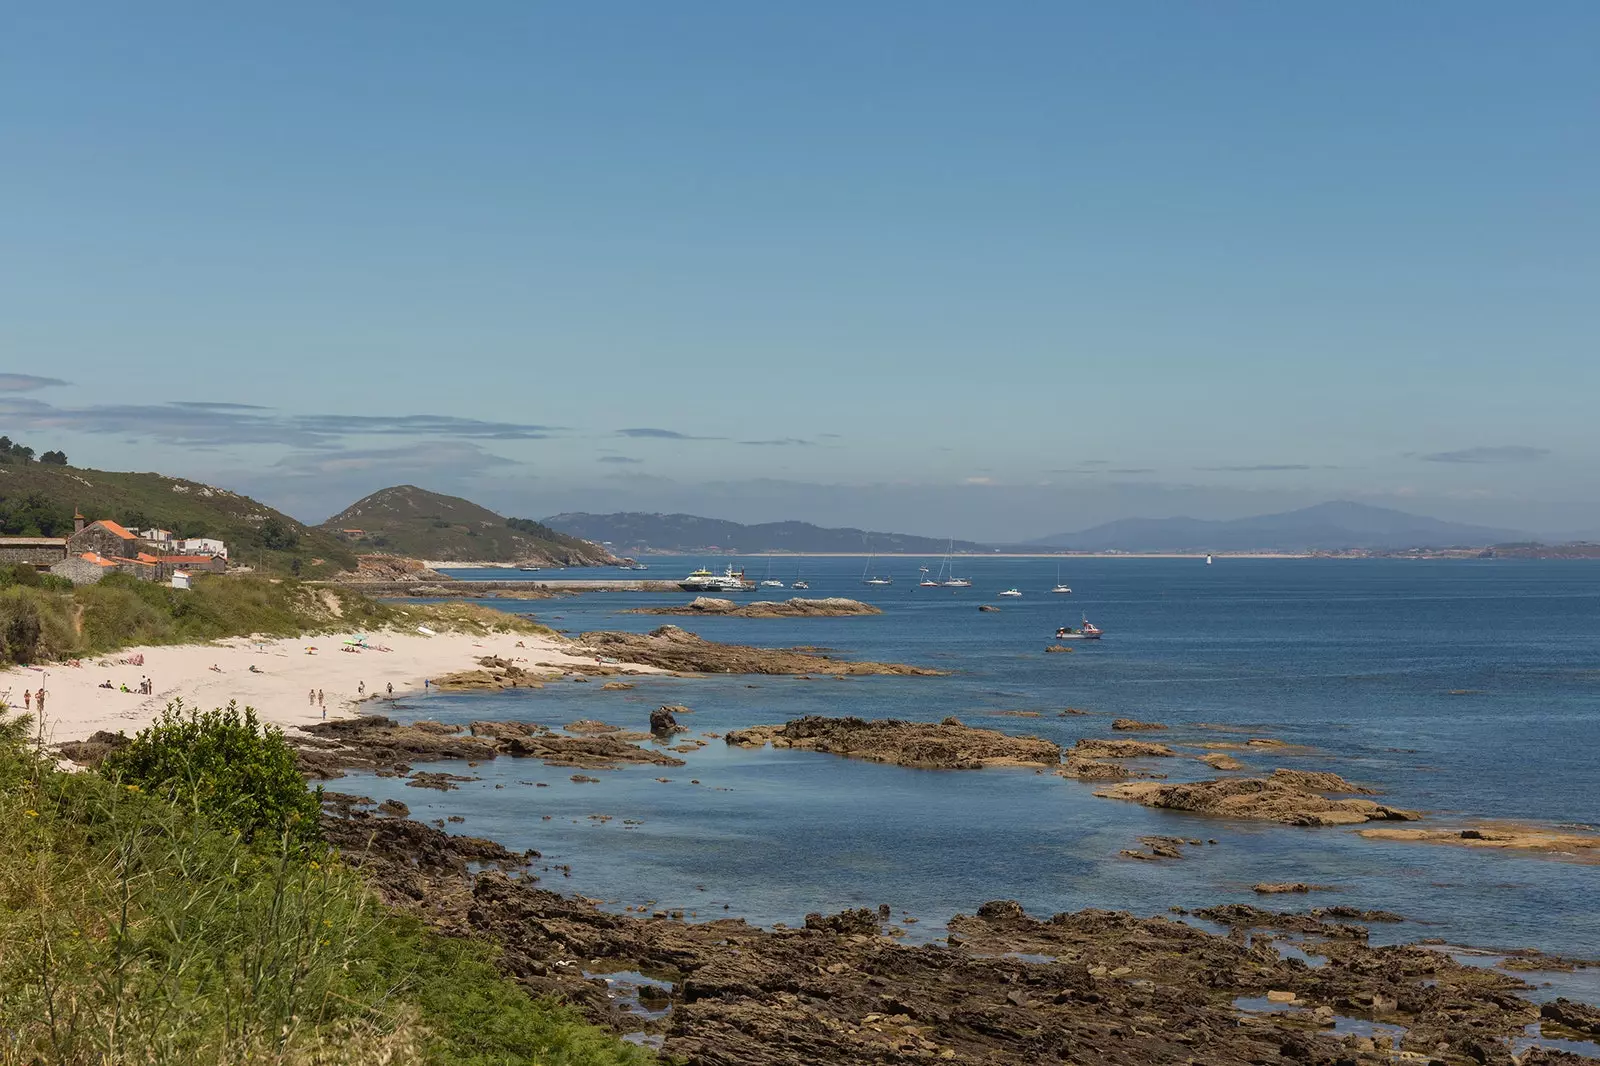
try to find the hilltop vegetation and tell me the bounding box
[322,485,617,565]
[0,455,357,576]
[544,512,992,555]
[0,568,541,667]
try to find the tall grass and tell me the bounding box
[0,708,651,1066]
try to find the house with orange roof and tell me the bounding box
[68,517,149,561]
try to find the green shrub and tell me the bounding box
[0,585,77,664]
[103,701,323,851]
[0,708,652,1066]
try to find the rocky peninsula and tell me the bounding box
[578,625,942,675]
[724,715,1061,769]
[1095,772,1420,827]
[627,596,882,617]
[295,715,685,780]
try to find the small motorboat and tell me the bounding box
[998,588,1022,598]
[918,565,939,588]
[1053,619,1103,641]
[518,565,541,572]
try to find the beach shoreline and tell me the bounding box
[6,627,661,749]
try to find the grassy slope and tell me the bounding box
[0,462,357,576]
[321,485,617,566]
[0,712,648,1066]
[0,569,548,667]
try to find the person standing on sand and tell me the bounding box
[309,688,316,706]
[36,688,45,715]
[358,681,365,696]
[386,682,393,698]
[317,689,324,709]
[23,690,30,711]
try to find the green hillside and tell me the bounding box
[320,485,618,565]
[0,457,356,576]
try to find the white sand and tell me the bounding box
[4,628,658,748]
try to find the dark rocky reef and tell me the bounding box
[296,714,684,779]
[724,715,1061,769]
[579,625,942,676]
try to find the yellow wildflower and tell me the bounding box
[124,784,140,793]
[24,809,38,818]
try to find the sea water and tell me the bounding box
[345,557,1599,956]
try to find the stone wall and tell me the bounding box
[50,557,109,586]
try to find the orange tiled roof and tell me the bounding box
[79,552,119,567]
[92,520,138,540]
[137,552,160,563]
[159,555,219,564]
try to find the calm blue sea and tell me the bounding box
[351,557,1600,956]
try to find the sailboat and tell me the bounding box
[861,542,893,586]
[940,539,972,588]
[918,565,939,588]
[759,558,785,589]
[1051,562,1072,595]
[791,563,809,590]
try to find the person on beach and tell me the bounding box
[358,681,365,696]
[23,690,30,711]
[309,688,315,706]
[386,682,393,698]
[317,689,324,709]
[35,688,44,714]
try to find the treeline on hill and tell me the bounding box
[0,435,66,465]
[0,700,648,1065]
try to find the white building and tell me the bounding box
[170,570,192,590]
[175,538,228,559]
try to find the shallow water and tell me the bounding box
[359,558,1600,956]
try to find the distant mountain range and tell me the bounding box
[1030,501,1525,553]
[542,512,990,555]
[322,486,617,565]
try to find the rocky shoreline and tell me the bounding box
[324,806,1600,1065]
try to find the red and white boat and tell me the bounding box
[1054,619,1103,641]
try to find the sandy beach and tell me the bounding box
[5,627,659,749]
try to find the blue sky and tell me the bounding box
[2,3,1596,538]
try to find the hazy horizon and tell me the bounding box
[4,4,1596,539]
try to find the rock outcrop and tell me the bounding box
[1358,822,1600,864]
[650,705,688,737]
[1094,774,1420,826]
[629,596,882,618]
[578,625,942,676]
[1071,738,1178,759]
[1111,718,1167,731]
[296,714,684,778]
[432,656,561,691]
[724,715,1061,769]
